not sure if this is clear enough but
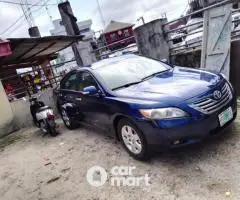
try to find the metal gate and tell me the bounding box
[201,2,232,78]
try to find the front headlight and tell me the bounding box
[220,73,228,80]
[139,107,188,120]
[221,73,234,90]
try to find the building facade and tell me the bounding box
[50,19,95,69]
[102,21,136,51]
[50,19,94,40]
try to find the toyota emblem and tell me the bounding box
[213,90,222,100]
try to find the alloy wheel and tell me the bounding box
[62,110,70,126]
[121,125,142,155]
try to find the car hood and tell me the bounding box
[114,67,221,104]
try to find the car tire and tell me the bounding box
[61,109,79,130]
[117,118,150,161]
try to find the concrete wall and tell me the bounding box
[0,81,16,136]
[134,19,169,61]
[10,99,33,128]
[0,87,58,136]
[11,88,58,127]
[78,41,97,66]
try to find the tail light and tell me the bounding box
[47,113,56,119]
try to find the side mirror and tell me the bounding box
[82,86,98,96]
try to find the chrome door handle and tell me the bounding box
[76,98,82,101]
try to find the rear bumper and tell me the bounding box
[135,98,237,149]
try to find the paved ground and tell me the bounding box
[1,111,240,200]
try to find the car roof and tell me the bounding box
[76,54,139,72]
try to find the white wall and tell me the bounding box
[0,81,15,136]
[10,88,58,129]
[0,86,58,136]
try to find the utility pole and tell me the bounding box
[23,0,35,27]
[19,0,40,37]
[43,0,53,24]
[161,13,167,19]
[58,1,84,66]
[96,0,106,28]
[20,1,31,27]
[137,16,145,24]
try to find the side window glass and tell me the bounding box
[61,73,77,90]
[75,72,98,92]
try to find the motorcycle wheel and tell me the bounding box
[47,119,58,137]
[48,125,58,137]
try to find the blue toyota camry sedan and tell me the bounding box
[56,54,237,160]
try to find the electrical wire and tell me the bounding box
[0,0,55,36]
[43,0,53,22]
[20,0,32,27]
[140,3,189,24]
[181,0,190,16]
[96,0,106,28]
[4,18,27,37]
[4,5,46,37]
[24,0,36,27]
[0,15,25,35]
[0,0,57,7]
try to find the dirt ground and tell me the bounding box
[1,111,240,200]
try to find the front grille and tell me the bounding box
[190,83,232,114]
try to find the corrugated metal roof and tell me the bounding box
[104,21,133,34]
[0,35,82,69]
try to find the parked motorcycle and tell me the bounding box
[29,95,58,137]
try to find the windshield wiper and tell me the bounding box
[141,69,170,81]
[112,81,142,91]
[112,69,170,91]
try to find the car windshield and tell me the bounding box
[94,56,170,90]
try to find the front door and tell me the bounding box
[58,72,80,119]
[74,71,112,131]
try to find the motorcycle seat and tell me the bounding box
[37,106,51,112]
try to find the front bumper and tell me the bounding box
[135,98,237,149]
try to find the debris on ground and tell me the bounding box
[225,191,231,197]
[61,167,71,173]
[68,147,74,151]
[46,176,61,184]
[44,162,52,166]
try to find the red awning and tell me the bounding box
[0,40,12,57]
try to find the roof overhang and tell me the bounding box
[0,35,83,70]
[103,21,134,34]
